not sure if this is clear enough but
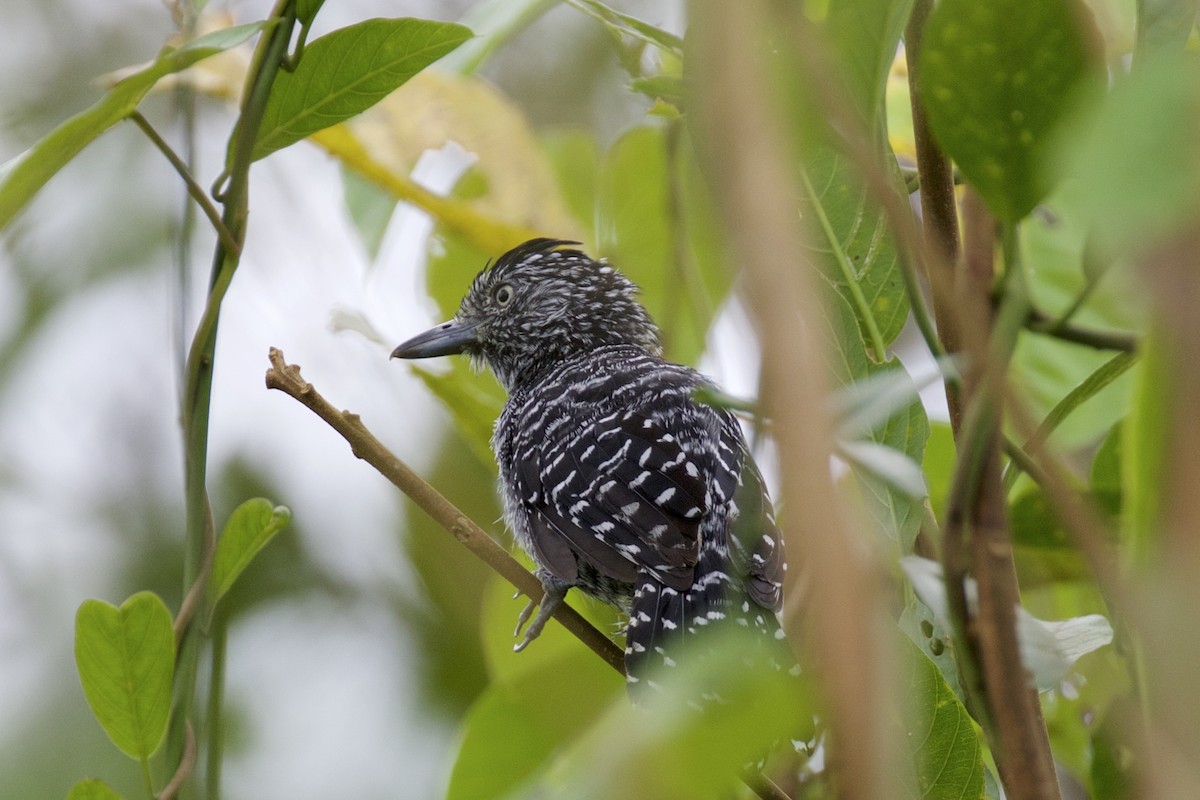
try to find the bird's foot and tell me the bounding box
[513,577,568,652]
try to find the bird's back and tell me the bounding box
[493,344,786,688]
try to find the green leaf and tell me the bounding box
[900,595,965,703]
[825,0,914,131]
[596,126,734,365]
[899,635,985,800]
[253,18,473,160]
[1122,326,1172,569]
[919,0,1099,222]
[1090,422,1123,519]
[211,498,291,605]
[74,592,174,760]
[0,21,266,230]
[1055,53,1200,261]
[296,0,326,27]
[524,627,811,799]
[65,779,126,800]
[803,149,911,352]
[341,166,397,261]
[446,645,621,800]
[1135,0,1200,61]
[568,0,684,54]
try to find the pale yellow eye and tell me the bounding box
[494,284,514,306]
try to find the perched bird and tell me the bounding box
[392,238,788,691]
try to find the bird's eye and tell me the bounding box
[494,284,514,306]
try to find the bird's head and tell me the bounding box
[391,239,661,390]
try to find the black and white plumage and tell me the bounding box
[392,238,788,690]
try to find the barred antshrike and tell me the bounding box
[392,239,789,691]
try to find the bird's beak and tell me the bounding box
[390,319,480,359]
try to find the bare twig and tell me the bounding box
[263,348,626,673]
[1025,305,1139,353]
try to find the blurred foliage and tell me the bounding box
[2,0,1198,798]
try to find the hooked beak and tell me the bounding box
[390,319,480,359]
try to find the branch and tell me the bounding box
[263,348,625,673]
[1025,305,1139,353]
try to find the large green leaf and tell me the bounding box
[210,498,291,606]
[1055,53,1200,261]
[253,18,473,160]
[826,0,915,131]
[919,0,1099,222]
[596,125,734,366]
[410,360,505,472]
[74,592,174,761]
[446,644,621,800]
[899,635,985,800]
[821,288,929,549]
[513,627,810,799]
[803,149,911,353]
[0,22,265,230]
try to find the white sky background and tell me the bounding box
[0,1,943,797]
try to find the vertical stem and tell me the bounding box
[905,0,964,430]
[947,202,1060,800]
[168,0,299,783]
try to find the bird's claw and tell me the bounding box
[512,585,566,652]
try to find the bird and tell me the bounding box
[391,238,789,693]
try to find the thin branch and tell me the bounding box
[129,111,241,259]
[1025,305,1139,353]
[263,348,626,673]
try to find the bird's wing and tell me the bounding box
[517,408,712,591]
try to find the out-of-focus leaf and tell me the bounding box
[803,149,911,353]
[410,361,504,472]
[400,434,497,713]
[478,572,621,684]
[74,592,174,760]
[1022,352,1139,454]
[898,635,984,800]
[1010,487,1093,585]
[838,440,927,500]
[596,126,734,365]
[522,627,811,800]
[825,0,914,130]
[1055,53,1200,261]
[568,0,684,54]
[821,291,929,549]
[901,556,1114,691]
[919,0,1100,222]
[1090,422,1123,519]
[832,355,955,439]
[1013,183,1142,447]
[540,128,600,243]
[65,779,125,800]
[1122,327,1172,569]
[0,21,265,229]
[924,422,957,523]
[439,0,558,75]
[211,498,291,606]
[253,18,473,160]
[349,70,580,241]
[341,167,397,261]
[1135,0,1200,61]
[446,644,621,800]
